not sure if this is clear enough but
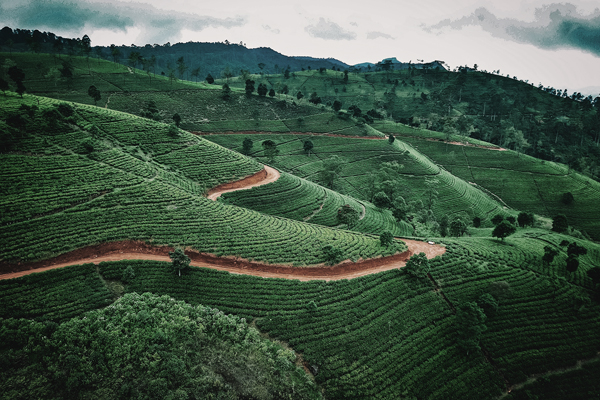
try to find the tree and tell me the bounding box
[440,215,449,237]
[319,155,345,189]
[450,218,467,237]
[332,100,342,112]
[322,245,344,265]
[206,73,215,84]
[561,192,574,205]
[110,44,121,63]
[169,248,190,276]
[191,67,201,82]
[175,56,187,79]
[0,77,8,95]
[221,66,233,82]
[455,302,487,355]
[404,252,429,277]
[268,88,275,98]
[373,191,392,209]
[122,265,135,283]
[473,217,481,228]
[587,267,600,289]
[337,204,359,227]
[303,140,314,156]
[492,221,516,241]
[222,83,232,100]
[380,231,394,247]
[566,256,579,273]
[477,293,498,317]
[242,137,253,155]
[542,246,559,266]
[567,242,587,258]
[262,139,279,163]
[552,214,568,233]
[296,91,304,101]
[388,134,395,144]
[257,83,268,96]
[258,62,266,72]
[491,214,504,226]
[168,124,179,137]
[172,113,182,127]
[309,92,321,105]
[245,79,255,96]
[517,212,534,228]
[87,85,101,105]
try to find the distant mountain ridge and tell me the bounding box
[1,25,440,77]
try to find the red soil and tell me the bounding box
[0,239,445,281]
[207,166,280,200]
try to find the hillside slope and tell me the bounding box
[0,93,404,265]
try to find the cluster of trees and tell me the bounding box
[0,64,26,97]
[0,292,322,399]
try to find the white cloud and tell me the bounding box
[305,18,357,40]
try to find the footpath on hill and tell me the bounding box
[0,239,445,281]
[0,159,445,281]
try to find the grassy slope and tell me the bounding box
[374,123,600,240]
[0,93,404,264]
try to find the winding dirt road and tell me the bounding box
[207,166,280,200]
[0,162,445,281]
[0,239,445,281]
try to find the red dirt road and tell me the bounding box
[0,239,445,281]
[207,166,280,200]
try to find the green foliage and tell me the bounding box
[491,214,504,226]
[373,191,392,209]
[337,204,359,227]
[477,293,498,317]
[552,214,569,233]
[449,218,467,237]
[122,265,135,283]
[261,139,279,163]
[380,231,394,247]
[492,221,516,241]
[322,245,344,265]
[517,212,534,228]
[455,302,487,355]
[388,134,395,144]
[87,85,101,105]
[169,248,190,276]
[242,137,253,155]
[404,251,429,277]
[473,216,481,228]
[303,139,314,155]
[172,112,181,127]
[3,293,321,400]
[561,192,574,205]
[542,246,559,265]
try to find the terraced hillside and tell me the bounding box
[2,231,599,399]
[375,122,600,240]
[0,93,404,266]
[206,133,507,229]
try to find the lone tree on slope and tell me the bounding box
[87,85,101,105]
[492,221,516,242]
[169,248,190,277]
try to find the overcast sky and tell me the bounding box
[2,0,600,95]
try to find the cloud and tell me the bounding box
[305,18,356,40]
[425,3,600,57]
[367,31,394,40]
[262,25,280,34]
[0,0,246,43]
